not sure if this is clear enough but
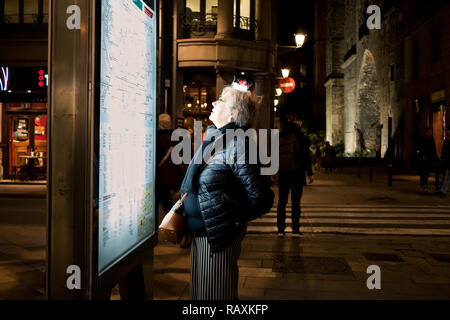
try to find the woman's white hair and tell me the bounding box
[221,85,256,127]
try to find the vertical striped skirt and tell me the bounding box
[190,231,245,300]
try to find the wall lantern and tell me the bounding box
[281,68,290,78]
[295,33,306,48]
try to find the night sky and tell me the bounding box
[276,0,315,46]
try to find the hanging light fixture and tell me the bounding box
[295,33,306,48]
[281,68,290,78]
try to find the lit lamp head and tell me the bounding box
[275,88,282,96]
[281,68,290,78]
[295,33,306,48]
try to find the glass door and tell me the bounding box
[7,113,47,180]
[8,114,31,179]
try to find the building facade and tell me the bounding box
[0,0,48,180]
[404,0,450,169]
[313,0,328,129]
[165,0,277,132]
[325,0,405,157]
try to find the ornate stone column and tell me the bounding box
[216,0,234,40]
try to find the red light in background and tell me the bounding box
[39,76,44,81]
[38,82,44,87]
[39,70,44,75]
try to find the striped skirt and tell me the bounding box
[190,231,245,300]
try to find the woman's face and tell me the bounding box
[210,92,235,128]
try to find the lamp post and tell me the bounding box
[274,33,308,128]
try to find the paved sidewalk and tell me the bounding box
[296,167,450,206]
[152,169,450,300]
[153,233,450,300]
[2,170,450,300]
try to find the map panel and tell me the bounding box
[98,0,156,273]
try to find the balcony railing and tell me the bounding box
[3,14,48,24]
[235,16,258,32]
[181,12,259,40]
[181,13,218,38]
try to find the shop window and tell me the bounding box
[183,85,215,130]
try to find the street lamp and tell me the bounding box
[294,33,306,48]
[275,88,282,96]
[281,68,290,78]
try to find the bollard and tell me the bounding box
[369,166,373,182]
[358,157,361,178]
[435,171,440,190]
[388,164,393,187]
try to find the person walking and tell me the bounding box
[417,127,438,193]
[276,114,314,238]
[156,114,183,217]
[323,141,336,173]
[179,85,274,300]
[437,126,450,197]
[314,144,322,171]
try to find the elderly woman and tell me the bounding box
[179,85,274,300]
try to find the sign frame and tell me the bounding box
[91,0,159,299]
[48,0,159,300]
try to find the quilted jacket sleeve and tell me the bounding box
[229,137,274,222]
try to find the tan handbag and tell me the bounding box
[158,142,223,244]
[158,193,188,244]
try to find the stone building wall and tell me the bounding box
[325,0,345,145]
[326,0,405,155]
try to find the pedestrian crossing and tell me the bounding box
[247,204,450,236]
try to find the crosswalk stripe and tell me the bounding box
[247,205,450,236]
[250,218,450,225]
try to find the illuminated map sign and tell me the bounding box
[98,0,156,273]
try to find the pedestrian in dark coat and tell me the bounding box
[417,127,438,192]
[276,115,314,238]
[323,141,336,173]
[179,86,274,300]
[156,114,183,217]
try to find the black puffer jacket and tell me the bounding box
[197,125,274,253]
